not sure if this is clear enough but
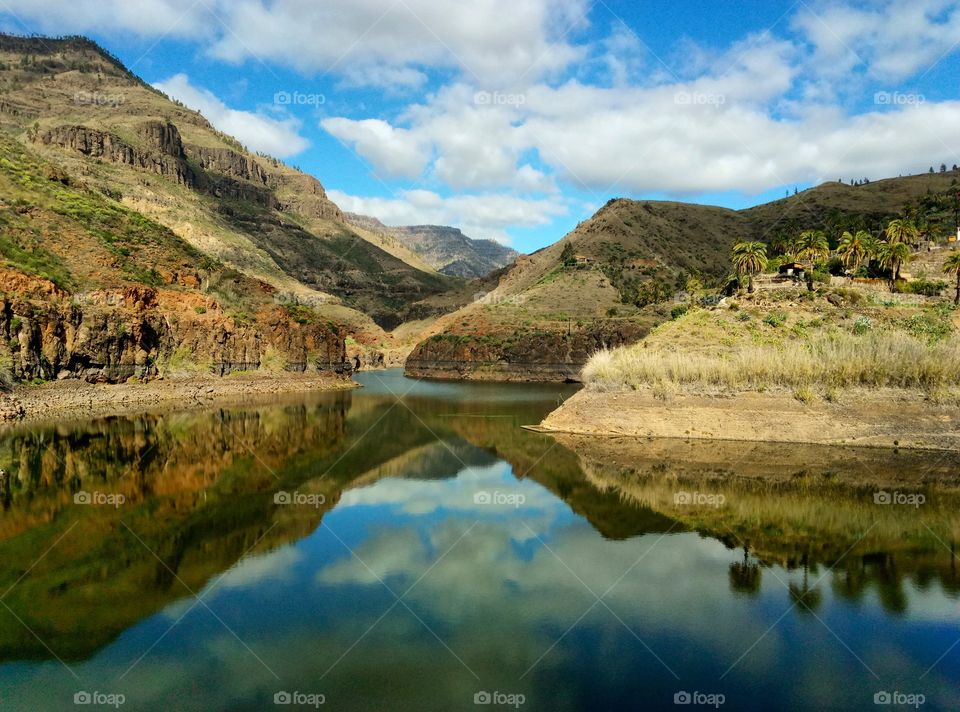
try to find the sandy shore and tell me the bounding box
[535,386,959,452]
[4,372,357,425]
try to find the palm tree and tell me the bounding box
[794,230,829,268]
[885,218,920,247]
[877,241,912,285]
[944,252,960,305]
[731,241,769,294]
[770,231,792,257]
[836,230,872,272]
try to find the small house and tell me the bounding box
[778,262,805,278]
[574,254,595,266]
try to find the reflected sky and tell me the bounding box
[0,372,958,711]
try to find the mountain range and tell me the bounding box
[0,33,957,385]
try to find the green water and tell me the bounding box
[0,370,957,711]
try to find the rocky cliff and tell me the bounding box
[405,322,649,382]
[0,270,348,385]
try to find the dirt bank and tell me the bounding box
[4,373,356,425]
[535,387,959,451]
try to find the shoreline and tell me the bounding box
[535,386,960,452]
[3,372,358,425]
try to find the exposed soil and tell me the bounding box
[535,386,960,451]
[5,372,356,425]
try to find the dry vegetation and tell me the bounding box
[584,290,960,398]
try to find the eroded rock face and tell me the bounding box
[34,122,195,186]
[405,323,649,382]
[1,287,349,383]
[33,121,343,221]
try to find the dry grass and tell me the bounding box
[585,331,960,392]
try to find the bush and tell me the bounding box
[899,279,947,297]
[670,304,689,320]
[763,311,788,328]
[853,316,872,335]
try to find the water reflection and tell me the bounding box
[0,371,957,711]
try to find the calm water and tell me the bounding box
[0,370,958,711]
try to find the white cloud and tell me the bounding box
[794,0,960,81]
[205,0,589,85]
[0,0,210,38]
[321,118,429,178]
[153,74,310,158]
[3,0,591,86]
[320,24,960,198]
[328,188,568,244]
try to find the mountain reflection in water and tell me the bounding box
[0,370,957,711]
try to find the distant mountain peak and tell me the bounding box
[344,213,518,279]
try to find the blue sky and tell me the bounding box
[2,0,960,253]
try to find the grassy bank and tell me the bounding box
[583,291,959,399]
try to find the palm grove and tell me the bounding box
[733,218,960,304]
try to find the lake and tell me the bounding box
[0,370,957,711]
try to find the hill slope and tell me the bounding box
[345,213,519,278]
[407,171,960,381]
[0,34,463,338]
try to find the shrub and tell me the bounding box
[853,317,872,335]
[900,279,947,297]
[670,304,689,320]
[763,311,788,328]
